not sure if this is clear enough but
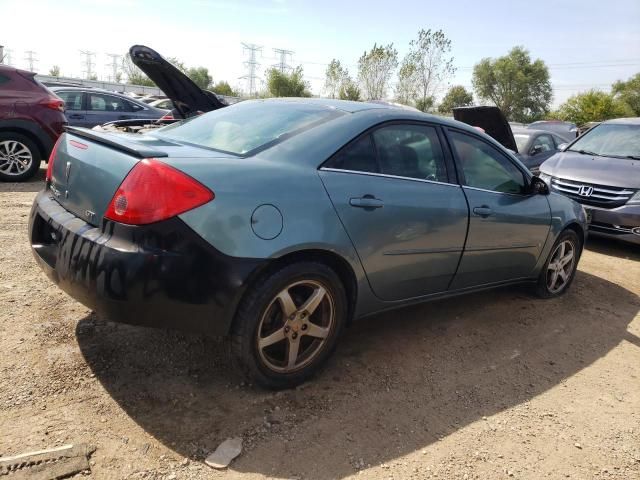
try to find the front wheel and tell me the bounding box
[535,229,581,298]
[0,132,42,182]
[231,262,347,389]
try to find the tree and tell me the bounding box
[395,60,418,105]
[122,53,156,87]
[472,46,552,123]
[211,80,238,96]
[339,77,361,101]
[357,43,398,100]
[187,67,212,90]
[611,73,640,116]
[438,85,473,114]
[266,66,311,97]
[167,57,188,74]
[49,65,60,77]
[415,96,435,113]
[554,90,634,125]
[400,29,456,108]
[87,74,97,81]
[324,59,347,99]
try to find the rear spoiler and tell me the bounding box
[64,126,168,158]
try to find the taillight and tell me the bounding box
[40,97,65,112]
[104,158,214,225]
[160,113,174,120]
[46,136,63,183]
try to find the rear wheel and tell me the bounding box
[535,229,581,298]
[0,132,42,182]
[231,262,347,389]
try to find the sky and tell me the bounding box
[1,0,639,106]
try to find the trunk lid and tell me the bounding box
[453,106,518,153]
[129,45,226,119]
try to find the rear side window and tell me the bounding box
[88,93,132,112]
[155,101,344,156]
[327,135,378,173]
[450,130,526,194]
[373,124,447,182]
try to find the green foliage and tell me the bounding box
[211,80,238,97]
[611,72,640,116]
[438,85,473,114]
[187,67,212,90]
[266,66,311,97]
[555,90,635,125]
[324,59,347,99]
[472,46,552,123]
[400,29,456,107]
[357,43,398,100]
[415,96,435,113]
[167,57,188,74]
[87,74,97,81]
[49,65,60,77]
[122,53,156,87]
[339,78,361,101]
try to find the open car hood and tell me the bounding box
[129,45,226,119]
[453,106,518,153]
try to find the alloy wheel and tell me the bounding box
[546,239,575,294]
[257,280,335,373]
[0,140,34,176]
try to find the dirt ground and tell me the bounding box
[1,167,639,480]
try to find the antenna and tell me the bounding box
[24,50,38,71]
[240,43,263,97]
[272,48,294,73]
[106,53,122,82]
[79,50,96,79]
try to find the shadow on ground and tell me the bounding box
[585,235,640,261]
[76,270,638,479]
[0,164,46,193]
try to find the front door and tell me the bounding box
[319,123,469,301]
[56,90,88,127]
[446,129,552,289]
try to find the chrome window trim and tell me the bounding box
[319,167,459,188]
[462,185,529,197]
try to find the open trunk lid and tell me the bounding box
[48,128,169,226]
[453,106,518,153]
[129,45,226,119]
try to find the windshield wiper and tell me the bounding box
[568,149,601,156]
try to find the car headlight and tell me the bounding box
[628,190,640,204]
[538,172,552,186]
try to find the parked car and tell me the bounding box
[512,127,567,173]
[51,87,168,128]
[0,65,67,181]
[30,98,587,388]
[538,117,640,245]
[148,98,173,110]
[527,120,578,143]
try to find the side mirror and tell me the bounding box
[557,143,568,152]
[530,176,550,195]
[531,144,543,155]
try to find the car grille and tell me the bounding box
[550,176,636,208]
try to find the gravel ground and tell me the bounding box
[1,167,639,480]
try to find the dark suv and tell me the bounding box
[0,65,67,181]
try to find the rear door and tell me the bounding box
[446,129,551,289]
[319,122,469,301]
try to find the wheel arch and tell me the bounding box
[0,124,48,160]
[563,221,586,253]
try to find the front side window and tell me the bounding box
[56,91,83,111]
[88,93,131,112]
[568,123,640,158]
[372,124,447,182]
[532,134,555,154]
[450,130,526,194]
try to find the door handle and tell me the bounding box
[68,114,85,119]
[473,206,493,217]
[349,196,384,209]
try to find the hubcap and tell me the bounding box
[257,280,335,373]
[0,140,33,176]
[546,239,575,294]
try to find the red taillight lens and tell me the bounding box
[41,97,65,112]
[104,158,214,225]
[160,113,174,120]
[46,136,63,183]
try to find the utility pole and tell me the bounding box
[79,50,96,79]
[24,50,38,71]
[0,46,4,64]
[240,43,262,97]
[272,48,294,73]
[106,53,122,82]
[4,48,13,66]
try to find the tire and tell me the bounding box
[534,229,581,298]
[0,132,42,182]
[231,261,348,389]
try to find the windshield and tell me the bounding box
[514,134,530,152]
[155,100,344,155]
[568,123,640,158]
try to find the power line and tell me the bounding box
[273,48,294,73]
[240,43,263,97]
[79,50,96,79]
[24,50,38,72]
[106,53,122,82]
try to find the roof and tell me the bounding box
[602,117,640,125]
[252,97,399,113]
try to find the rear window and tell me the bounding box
[154,101,344,155]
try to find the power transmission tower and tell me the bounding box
[106,53,122,82]
[240,43,262,97]
[24,50,38,71]
[79,50,96,79]
[4,48,13,66]
[273,48,294,73]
